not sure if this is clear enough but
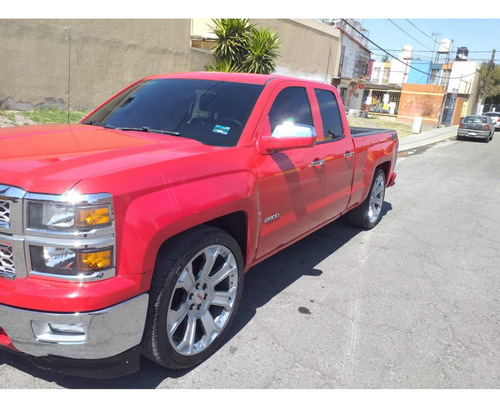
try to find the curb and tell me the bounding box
[398,127,458,154]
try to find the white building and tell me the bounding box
[388,46,413,86]
[447,61,480,94]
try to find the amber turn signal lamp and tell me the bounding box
[75,206,111,227]
[77,249,112,271]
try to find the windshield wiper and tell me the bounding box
[81,120,116,129]
[114,126,180,136]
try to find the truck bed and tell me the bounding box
[349,126,398,138]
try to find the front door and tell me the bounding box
[254,85,326,259]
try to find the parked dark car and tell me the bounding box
[457,115,494,142]
[484,112,500,130]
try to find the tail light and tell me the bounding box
[485,125,490,131]
[459,123,464,128]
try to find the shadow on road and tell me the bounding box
[0,203,392,388]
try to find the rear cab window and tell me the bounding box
[314,88,344,142]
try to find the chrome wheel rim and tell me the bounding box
[167,245,238,356]
[368,173,385,224]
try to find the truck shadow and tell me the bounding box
[0,203,392,388]
[228,202,392,341]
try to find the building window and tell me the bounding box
[440,69,451,89]
[429,69,440,85]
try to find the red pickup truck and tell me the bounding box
[0,72,397,378]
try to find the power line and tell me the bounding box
[404,19,440,45]
[341,19,481,81]
[371,50,495,64]
[341,19,430,76]
[387,19,433,51]
[371,52,499,62]
[370,49,495,54]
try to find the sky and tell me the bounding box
[360,19,499,65]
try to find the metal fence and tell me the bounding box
[363,89,402,115]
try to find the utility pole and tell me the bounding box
[325,44,332,84]
[479,49,496,113]
[431,32,441,63]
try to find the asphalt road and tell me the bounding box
[1,134,499,389]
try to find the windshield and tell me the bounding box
[83,78,264,147]
[464,116,487,124]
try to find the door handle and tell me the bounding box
[311,159,325,167]
[344,151,354,158]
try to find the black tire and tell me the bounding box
[348,168,386,229]
[142,225,244,369]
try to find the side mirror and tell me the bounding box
[259,122,317,154]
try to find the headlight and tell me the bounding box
[28,202,112,231]
[24,191,116,282]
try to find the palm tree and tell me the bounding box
[244,27,280,74]
[207,19,280,75]
[209,19,254,72]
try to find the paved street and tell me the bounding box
[1,134,499,389]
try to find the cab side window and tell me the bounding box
[268,87,313,133]
[314,89,344,141]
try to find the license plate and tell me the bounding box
[468,132,477,135]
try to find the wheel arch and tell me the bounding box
[155,211,249,272]
[377,160,391,185]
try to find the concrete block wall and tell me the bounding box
[0,19,192,111]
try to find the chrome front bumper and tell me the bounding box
[0,293,148,360]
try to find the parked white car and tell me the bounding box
[484,112,500,130]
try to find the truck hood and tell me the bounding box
[0,123,220,194]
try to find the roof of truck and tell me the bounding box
[144,71,325,87]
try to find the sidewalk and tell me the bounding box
[398,125,458,153]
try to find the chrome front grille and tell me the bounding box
[0,184,27,280]
[0,242,15,278]
[0,200,10,228]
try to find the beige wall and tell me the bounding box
[0,19,192,110]
[192,19,341,84]
[1,19,341,111]
[252,19,341,83]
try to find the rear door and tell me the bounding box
[311,86,355,223]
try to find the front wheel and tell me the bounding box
[142,226,244,369]
[348,168,386,229]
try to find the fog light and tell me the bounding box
[31,321,86,344]
[77,249,112,271]
[30,246,113,277]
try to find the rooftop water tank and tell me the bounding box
[456,47,469,61]
[438,38,451,54]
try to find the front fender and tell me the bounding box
[115,170,259,280]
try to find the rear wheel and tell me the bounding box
[142,226,244,369]
[349,168,386,229]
